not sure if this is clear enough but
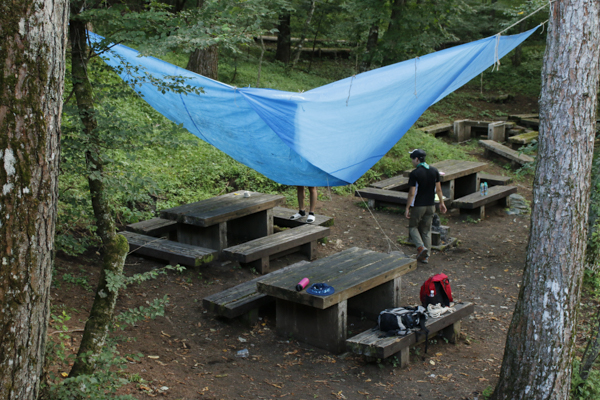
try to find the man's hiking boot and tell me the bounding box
[419,256,429,264]
[416,246,428,261]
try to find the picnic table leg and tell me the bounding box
[275,298,348,354]
[441,320,461,344]
[440,180,455,201]
[391,347,410,368]
[177,222,227,252]
[454,173,479,199]
[227,209,273,245]
[348,277,402,320]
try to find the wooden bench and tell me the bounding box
[508,131,538,148]
[452,185,517,219]
[419,123,453,137]
[203,260,310,325]
[479,172,513,187]
[368,175,410,191]
[272,207,334,228]
[222,224,330,274]
[125,217,178,240]
[346,302,474,366]
[453,120,507,142]
[479,139,535,166]
[355,187,448,210]
[121,231,217,267]
[355,187,408,208]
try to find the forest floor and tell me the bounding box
[51,90,545,400]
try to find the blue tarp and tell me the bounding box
[90,27,538,186]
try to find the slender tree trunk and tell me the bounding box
[291,0,317,70]
[67,14,129,377]
[275,12,291,64]
[186,45,219,80]
[511,21,526,67]
[382,0,406,64]
[256,37,265,87]
[307,9,325,73]
[492,1,600,399]
[0,1,68,399]
[359,24,379,73]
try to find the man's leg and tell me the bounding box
[409,206,426,249]
[306,187,317,223]
[418,205,436,258]
[291,186,307,220]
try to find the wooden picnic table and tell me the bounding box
[256,247,416,353]
[404,159,487,200]
[160,191,285,252]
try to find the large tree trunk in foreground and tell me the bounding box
[186,45,219,80]
[0,1,68,399]
[492,1,600,399]
[68,14,129,377]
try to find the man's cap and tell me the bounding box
[408,149,426,159]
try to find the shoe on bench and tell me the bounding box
[290,210,306,220]
[306,213,316,223]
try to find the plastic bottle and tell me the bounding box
[480,183,484,196]
[236,349,249,358]
[484,182,488,196]
[296,278,310,291]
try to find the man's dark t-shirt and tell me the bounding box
[408,165,440,207]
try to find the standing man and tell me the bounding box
[405,149,447,263]
[290,186,317,223]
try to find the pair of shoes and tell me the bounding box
[419,257,429,264]
[416,246,428,261]
[290,210,306,220]
[306,213,316,223]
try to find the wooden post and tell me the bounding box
[453,120,471,142]
[488,121,506,142]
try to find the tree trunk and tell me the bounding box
[359,24,379,73]
[275,13,291,64]
[67,15,129,377]
[382,0,406,64]
[492,1,600,399]
[0,1,68,399]
[186,45,219,80]
[291,0,317,70]
[511,21,526,67]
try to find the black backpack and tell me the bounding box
[378,306,431,353]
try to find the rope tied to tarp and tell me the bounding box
[346,75,356,107]
[492,33,501,72]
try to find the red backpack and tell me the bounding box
[420,273,453,308]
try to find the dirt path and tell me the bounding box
[51,153,533,400]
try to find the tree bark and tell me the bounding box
[275,12,291,64]
[382,0,406,64]
[67,13,129,377]
[291,0,317,70]
[492,1,600,399]
[186,45,219,80]
[359,24,379,73]
[0,1,68,399]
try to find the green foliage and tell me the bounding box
[115,296,170,329]
[572,358,600,400]
[62,273,93,292]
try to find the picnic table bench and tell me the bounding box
[452,185,517,219]
[272,207,334,228]
[419,123,453,137]
[257,248,416,353]
[222,224,330,274]
[203,260,310,325]
[480,140,534,166]
[368,175,409,191]
[122,231,217,267]
[125,217,178,240]
[508,131,538,148]
[346,302,474,366]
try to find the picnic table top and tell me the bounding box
[403,159,487,181]
[256,247,416,309]
[160,191,285,228]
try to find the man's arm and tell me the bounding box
[405,187,416,219]
[435,182,447,214]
